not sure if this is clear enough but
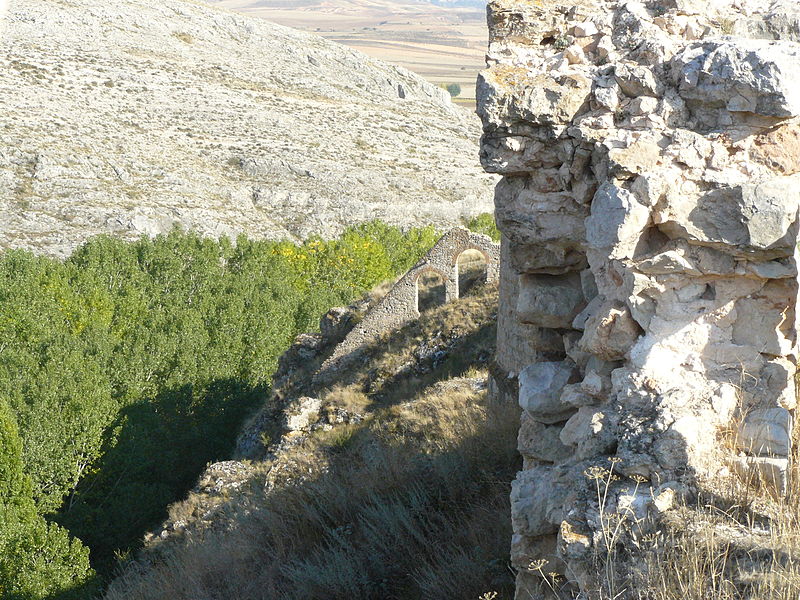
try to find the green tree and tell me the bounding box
[0,400,96,600]
[446,83,461,98]
[465,213,500,242]
[0,223,440,591]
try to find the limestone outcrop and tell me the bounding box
[478,0,800,596]
[0,0,495,258]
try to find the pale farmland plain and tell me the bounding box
[210,0,487,107]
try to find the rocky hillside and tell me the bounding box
[0,0,495,258]
[105,283,522,600]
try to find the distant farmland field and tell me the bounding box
[211,0,487,108]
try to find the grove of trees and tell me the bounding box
[0,221,444,598]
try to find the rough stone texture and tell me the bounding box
[317,228,500,378]
[478,0,800,595]
[0,0,495,258]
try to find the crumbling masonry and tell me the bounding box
[477,0,800,596]
[320,227,499,376]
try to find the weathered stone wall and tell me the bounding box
[478,0,800,596]
[319,227,500,377]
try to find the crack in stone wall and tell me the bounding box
[477,0,800,596]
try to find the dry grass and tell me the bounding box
[106,284,517,600]
[107,381,520,600]
[531,461,800,600]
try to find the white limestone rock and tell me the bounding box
[737,407,792,457]
[519,361,579,424]
[672,40,800,117]
[519,411,573,463]
[517,272,587,328]
[585,183,650,259]
[510,466,566,537]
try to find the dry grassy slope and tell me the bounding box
[105,284,522,600]
[0,0,495,258]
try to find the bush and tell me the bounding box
[446,83,462,98]
[0,401,96,600]
[465,213,500,242]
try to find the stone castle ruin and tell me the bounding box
[319,227,500,376]
[477,0,800,596]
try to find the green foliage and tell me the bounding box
[465,213,500,242]
[0,222,438,594]
[445,82,462,97]
[0,401,96,600]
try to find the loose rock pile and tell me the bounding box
[477,0,800,595]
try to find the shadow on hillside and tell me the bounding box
[108,383,520,600]
[57,378,265,579]
[105,287,517,600]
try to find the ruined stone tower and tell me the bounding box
[477,0,800,595]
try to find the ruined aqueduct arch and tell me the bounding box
[320,227,500,374]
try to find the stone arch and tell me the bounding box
[455,247,490,298]
[414,266,449,313]
[317,227,500,381]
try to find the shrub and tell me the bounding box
[466,213,500,242]
[0,401,96,600]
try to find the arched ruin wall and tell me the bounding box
[318,228,500,377]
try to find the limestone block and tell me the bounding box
[594,85,619,112]
[285,397,322,432]
[614,63,663,98]
[671,40,800,117]
[560,406,618,458]
[580,370,610,398]
[511,466,566,537]
[636,249,700,276]
[510,533,560,571]
[580,302,642,361]
[656,177,800,258]
[494,177,589,273]
[519,411,573,463]
[734,1,800,42]
[519,361,578,424]
[572,20,599,38]
[743,258,798,280]
[564,44,587,65]
[731,456,789,496]
[518,272,587,328]
[572,295,602,331]
[561,383,597,407]
[755,358,798,410]
[732,294,795,356]
[585,183,650,259]
[737,408,792,457]
[477,68,592,128]
[564,331,591,369]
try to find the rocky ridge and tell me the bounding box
[478,0,800,596]
[0,0,495,257]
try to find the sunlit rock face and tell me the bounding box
[478,0,800,595]
[0,0,496,258]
